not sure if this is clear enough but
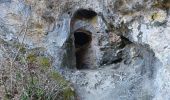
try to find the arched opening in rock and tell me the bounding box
[74,30,92,69]
[73,9,97,19]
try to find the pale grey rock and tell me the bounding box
[0,0,170,100]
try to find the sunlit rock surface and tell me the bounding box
[0,0,170,100]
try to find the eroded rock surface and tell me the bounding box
[0,0,170,100]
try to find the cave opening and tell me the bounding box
[73,9,97,19]
[74,30,92,69]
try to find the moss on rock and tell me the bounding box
[26,54,37,63]
[152,0,170,9]
[49,71,77,100]
[50,71,68,87]
[62,88,76,100]
[37,56,51,70]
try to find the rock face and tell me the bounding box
[0,0,170,100]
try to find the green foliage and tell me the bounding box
[56,87,76,100]
[28,76,39,85]
[20,92,29,100]
[63,88,75,100]
[14,43,26,53]
[16,71,22,81]
[4,93,13,100]
[20,75,44,100]
[37,56,51,70]
[20,85,45,100]
[50,71,68,87]
[19,47,26,53]
[26,54,37,63]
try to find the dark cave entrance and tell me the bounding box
[67,8,97,69]
[74,30,92,69]
[73,9,97,19]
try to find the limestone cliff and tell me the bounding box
[0,0,170,100]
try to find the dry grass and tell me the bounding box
[0,11,75,100]
[0,1,78,100]
[0,39,75,100]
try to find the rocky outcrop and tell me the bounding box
[0,0,170,100]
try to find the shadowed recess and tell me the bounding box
[74,31,92,48]
[74,30,92,69]
[74,9,97,19]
